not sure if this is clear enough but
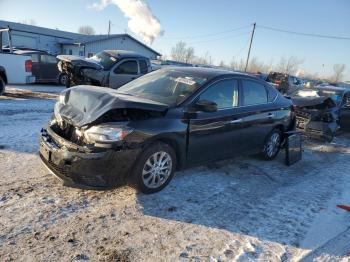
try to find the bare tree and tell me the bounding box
[78,25,95,35]
[332,64,346,82]
[170,41,195,63]
[20,19,37,26]
[275,56,304,75]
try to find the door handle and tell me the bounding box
[267,113,275,118]
[229,118,243,124]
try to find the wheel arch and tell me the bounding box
[143,136,185,170]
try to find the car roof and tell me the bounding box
[14,50,49,55]
[104,50,148,59]
[160,66,253,80]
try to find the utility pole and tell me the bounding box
[108,20,111,36]
[245,22,256,72]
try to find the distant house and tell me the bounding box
[0,20,161,59]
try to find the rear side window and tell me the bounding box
[242,80,268,106]
[115,60,138,75]
[40,55,57,63]
[139,60,148,74]
[199,79,239,109]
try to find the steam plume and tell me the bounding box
[90,0,163,44]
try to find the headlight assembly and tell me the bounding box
[84,125,133,144]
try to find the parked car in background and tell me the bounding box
[0,28,35,95]
[292,86,350,142]
[14,50,68,85]
[39,67,295,193]
[57,50,151,89]
[266,72,302,95]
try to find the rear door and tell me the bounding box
[109,59,140,89]
[187,78,244,164]
[238,79,278,152]
[339,92,350,131]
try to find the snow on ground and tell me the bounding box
[0,85,350,261]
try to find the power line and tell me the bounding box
[187,31,250,45]
[162,24,251,40]
[258,25,350,40]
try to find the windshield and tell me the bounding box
[296,89,343,105]
[89,51,118,70]
[117,70,207,106]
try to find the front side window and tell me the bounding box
[139,60,148,74]
[242,80,268,106]
[114,60,138,75]
[199,79,239,109]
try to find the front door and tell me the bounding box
[187,78,244,165]
[109,59,140,89]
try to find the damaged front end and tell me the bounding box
[40,85,168,188]
[57,55,108,87]
[292,96,338,142]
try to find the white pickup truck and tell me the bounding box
[0,28,35,95]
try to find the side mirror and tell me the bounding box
[195,100,218,112]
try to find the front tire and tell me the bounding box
[58,73,68,86]
[262,128,282,160]
[132,142,176,194]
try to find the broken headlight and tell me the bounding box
[84,124,133,144]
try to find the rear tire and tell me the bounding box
[261,128,282,160]
[132,142,176,194]
[0,76,5,96]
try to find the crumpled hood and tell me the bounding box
[291,96,336,108]
[57,55,103,70]
[54,85,168,127]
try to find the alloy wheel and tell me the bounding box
[142,151,172,189]
[266,132,281,157]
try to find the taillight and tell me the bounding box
[25,60,32,72]
[291,105,297,112]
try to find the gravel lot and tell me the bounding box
[0,85,350,261]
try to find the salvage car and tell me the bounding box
[266,72,302,95]
[39,67,295,193]
[57,50,151,88]
[14,50,68,85]
[292,86,350,142]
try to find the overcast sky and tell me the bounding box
[0,0,349,80]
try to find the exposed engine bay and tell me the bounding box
[292,95,338,142]
[57,55,109,87]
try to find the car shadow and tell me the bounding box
[136,144,350,255]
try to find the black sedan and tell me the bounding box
[39,67,295,193]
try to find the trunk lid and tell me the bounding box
[54,85,168,127]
